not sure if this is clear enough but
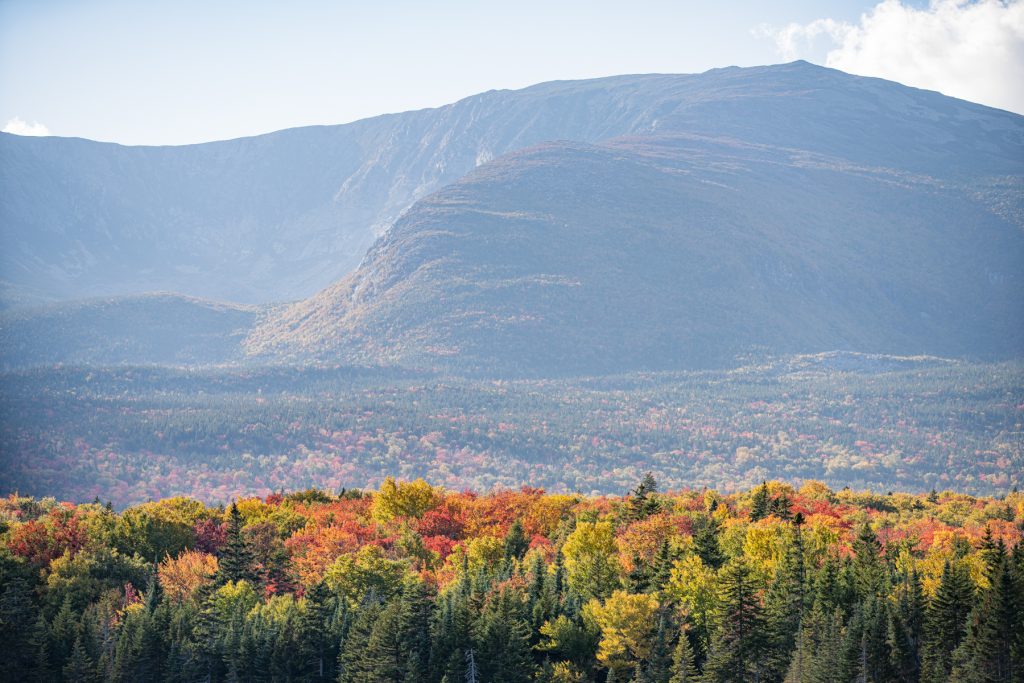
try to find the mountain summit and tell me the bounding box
[244,63,1023,375]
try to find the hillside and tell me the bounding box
[247,130,1024,375]
[4,61,1020,306]
[0,293,260,368]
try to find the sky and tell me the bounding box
[1,0,1021,146]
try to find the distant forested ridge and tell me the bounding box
[1,478,1022,682]
[1,357,1019,507]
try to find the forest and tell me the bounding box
[0,476,1022,682]
[0,356,1020,507]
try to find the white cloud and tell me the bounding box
[760,0,1024,114]
[2,117,50,136]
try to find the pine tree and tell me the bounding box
[920,561,974,683]
[692,515,725,570]
[851,523,886,599]
[337,596,384,683]
[886,567,924,682]
[504,520,530,562]
[750,482,771,522]
[669,629,696,683]
[627,473,660,522]
[765,519,808,681]
[475,586,534,683]
[217,503,259,586]
[63,636,96,683]
[0,578,36,679]
[702,559,771,683]
[299,581,333,680]
[950,551,1019,683]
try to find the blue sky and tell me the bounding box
[1,0,1020,145]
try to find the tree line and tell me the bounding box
[0,477,1022,681]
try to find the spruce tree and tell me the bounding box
[702,559,771,683]
[0,578,36,678]
[950,552,1019,683]
[670,629,696,683]
[63,636,95,683]
[504,520,530,562]
[844,594,896,683]
[646,610,674,683]
[28,613,52,683]
[299,581,333,680]
[627,473,660,522]
[765,519,808,681]
[785,600,848,683]
[217,503,259,586]
[920,561,974,683]
[750,482,771,522]
[692,515,725,570]
[851,523,887,599]
[475,586,534,683]
[337,596,384,683]
[886,567,924,683]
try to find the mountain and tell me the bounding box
[246,63,1024,376]
[0,294,259,369]
[5,61,1020,307]
[0,66,788,304]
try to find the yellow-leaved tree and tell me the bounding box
[582,590,659,672]
[371,477,442,522]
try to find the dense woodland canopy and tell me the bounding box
[1,477,1022,682]
[0,357,1020,507]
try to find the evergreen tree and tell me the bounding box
[886,567,924,683]
[785,600,848,683]
[844,594,896,683]
[770,491,793,521]
[646,610,674,683]
[0,578,36,680]
[851,523,886,599]
[504,520,530,562]
[692,515,725,571]
[950,551,1020,683]
[64,636,96,683]
[337,596,384,683]
[702,559,771,683]
[475,586,534,683]
[920,561,974,683]
[28,613,52,683]
[627,473,661,522]
[217,503,259,586]
[299,581,334,680]
[765,518,808,681]
[670,629,696,683]
[750,482,771,522]
[652,540,676,594]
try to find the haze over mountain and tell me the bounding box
[4,61,1020,307]
[246,62,1024,375]
[1,62,1021,373]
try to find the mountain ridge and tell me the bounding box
[4,61,1021,306]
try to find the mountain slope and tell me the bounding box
[4,61,1020,305]
[0,294,260,368]
[246,103,1024,375]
